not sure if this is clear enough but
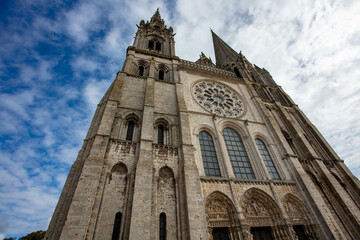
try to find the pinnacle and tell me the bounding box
[151,8,162,22]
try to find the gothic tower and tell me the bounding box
[45,10,360,240]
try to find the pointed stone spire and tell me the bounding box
[150,8,164,28]
[211,30,239,69]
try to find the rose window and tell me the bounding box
[193,81,245,117]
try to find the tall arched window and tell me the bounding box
[111,212,122,240]
[159,69,164,80]
[199,131,221,177]
[159,213,166,240]
[158,124,164,144]
[255,139,280,180]
[223,128,255,179]
[138,65,144,76]
[126,120,135,141]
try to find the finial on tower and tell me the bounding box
[151,8,162,24]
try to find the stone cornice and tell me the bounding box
[179,59,236,78]
[200,177,296,186]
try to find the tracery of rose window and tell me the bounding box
[193,81,245,117]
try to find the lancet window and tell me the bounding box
[111,212,122,240]
[158,124,164,144]
[223,128,255,179]
[126,120,135,141]
[159,69,164,80]
[138,65,145,76]
[148,39,161,51]
[255,138,280,180]
[159,213,166,240]
[199,131,221,177]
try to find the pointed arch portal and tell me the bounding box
[205,191,238,240]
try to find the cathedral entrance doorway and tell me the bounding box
[205,192,239,240]
[293,225,308,240]
[250,227,273,240]
[212,227,230,240]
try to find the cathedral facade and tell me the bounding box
[45,10,360,240]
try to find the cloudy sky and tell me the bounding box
[0,0,359,238]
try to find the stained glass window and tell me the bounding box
[255,139,280,180]
[199,131,221,177]
[223,128,255,179]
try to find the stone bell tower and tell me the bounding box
[45,9,360,240]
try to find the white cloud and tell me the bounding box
[65,1,103,43]
[1,0,360,238]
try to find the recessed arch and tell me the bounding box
[154,117,171,145]
[159,166,175,179]
[205,191,237,227]
[217,119,248,137]
[282,193,312,224]
[241,188,282,228]
[111,162,128,175]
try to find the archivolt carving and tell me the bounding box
[282,193,311,224]
[242,188,280,216]
[241,188,282,227]
[244,199,268,217]
[205,191,237,228]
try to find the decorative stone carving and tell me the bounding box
[205,192,237,228]
[244,199,268,217]
[193,81,245,118]
[242,229,253,240]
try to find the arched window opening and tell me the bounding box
[199,131,221,177]
[282,130,298,156]
[111,212,122,240]
[223,128,255,179]
[234,68,242,78]
[126,120,135,141]
[156,42,161,51]
[159,69,164,80]
[255,138,280,180]
[148,40,154,49]
[158,124,164,144]
[139,65,144,76]
[159,213,166,240]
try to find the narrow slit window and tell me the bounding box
[234,68,242,78]
[126,121,135,141]
[111,212,122,240]
[255,138,280,180]
[199,131,221,177]
[223,128,255,179]
[158,125,164,144]
[148,40,154,49]
[159,213,166,240]
[156,42,161,51]
[159,70,164,80]
[139,66,144,76]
